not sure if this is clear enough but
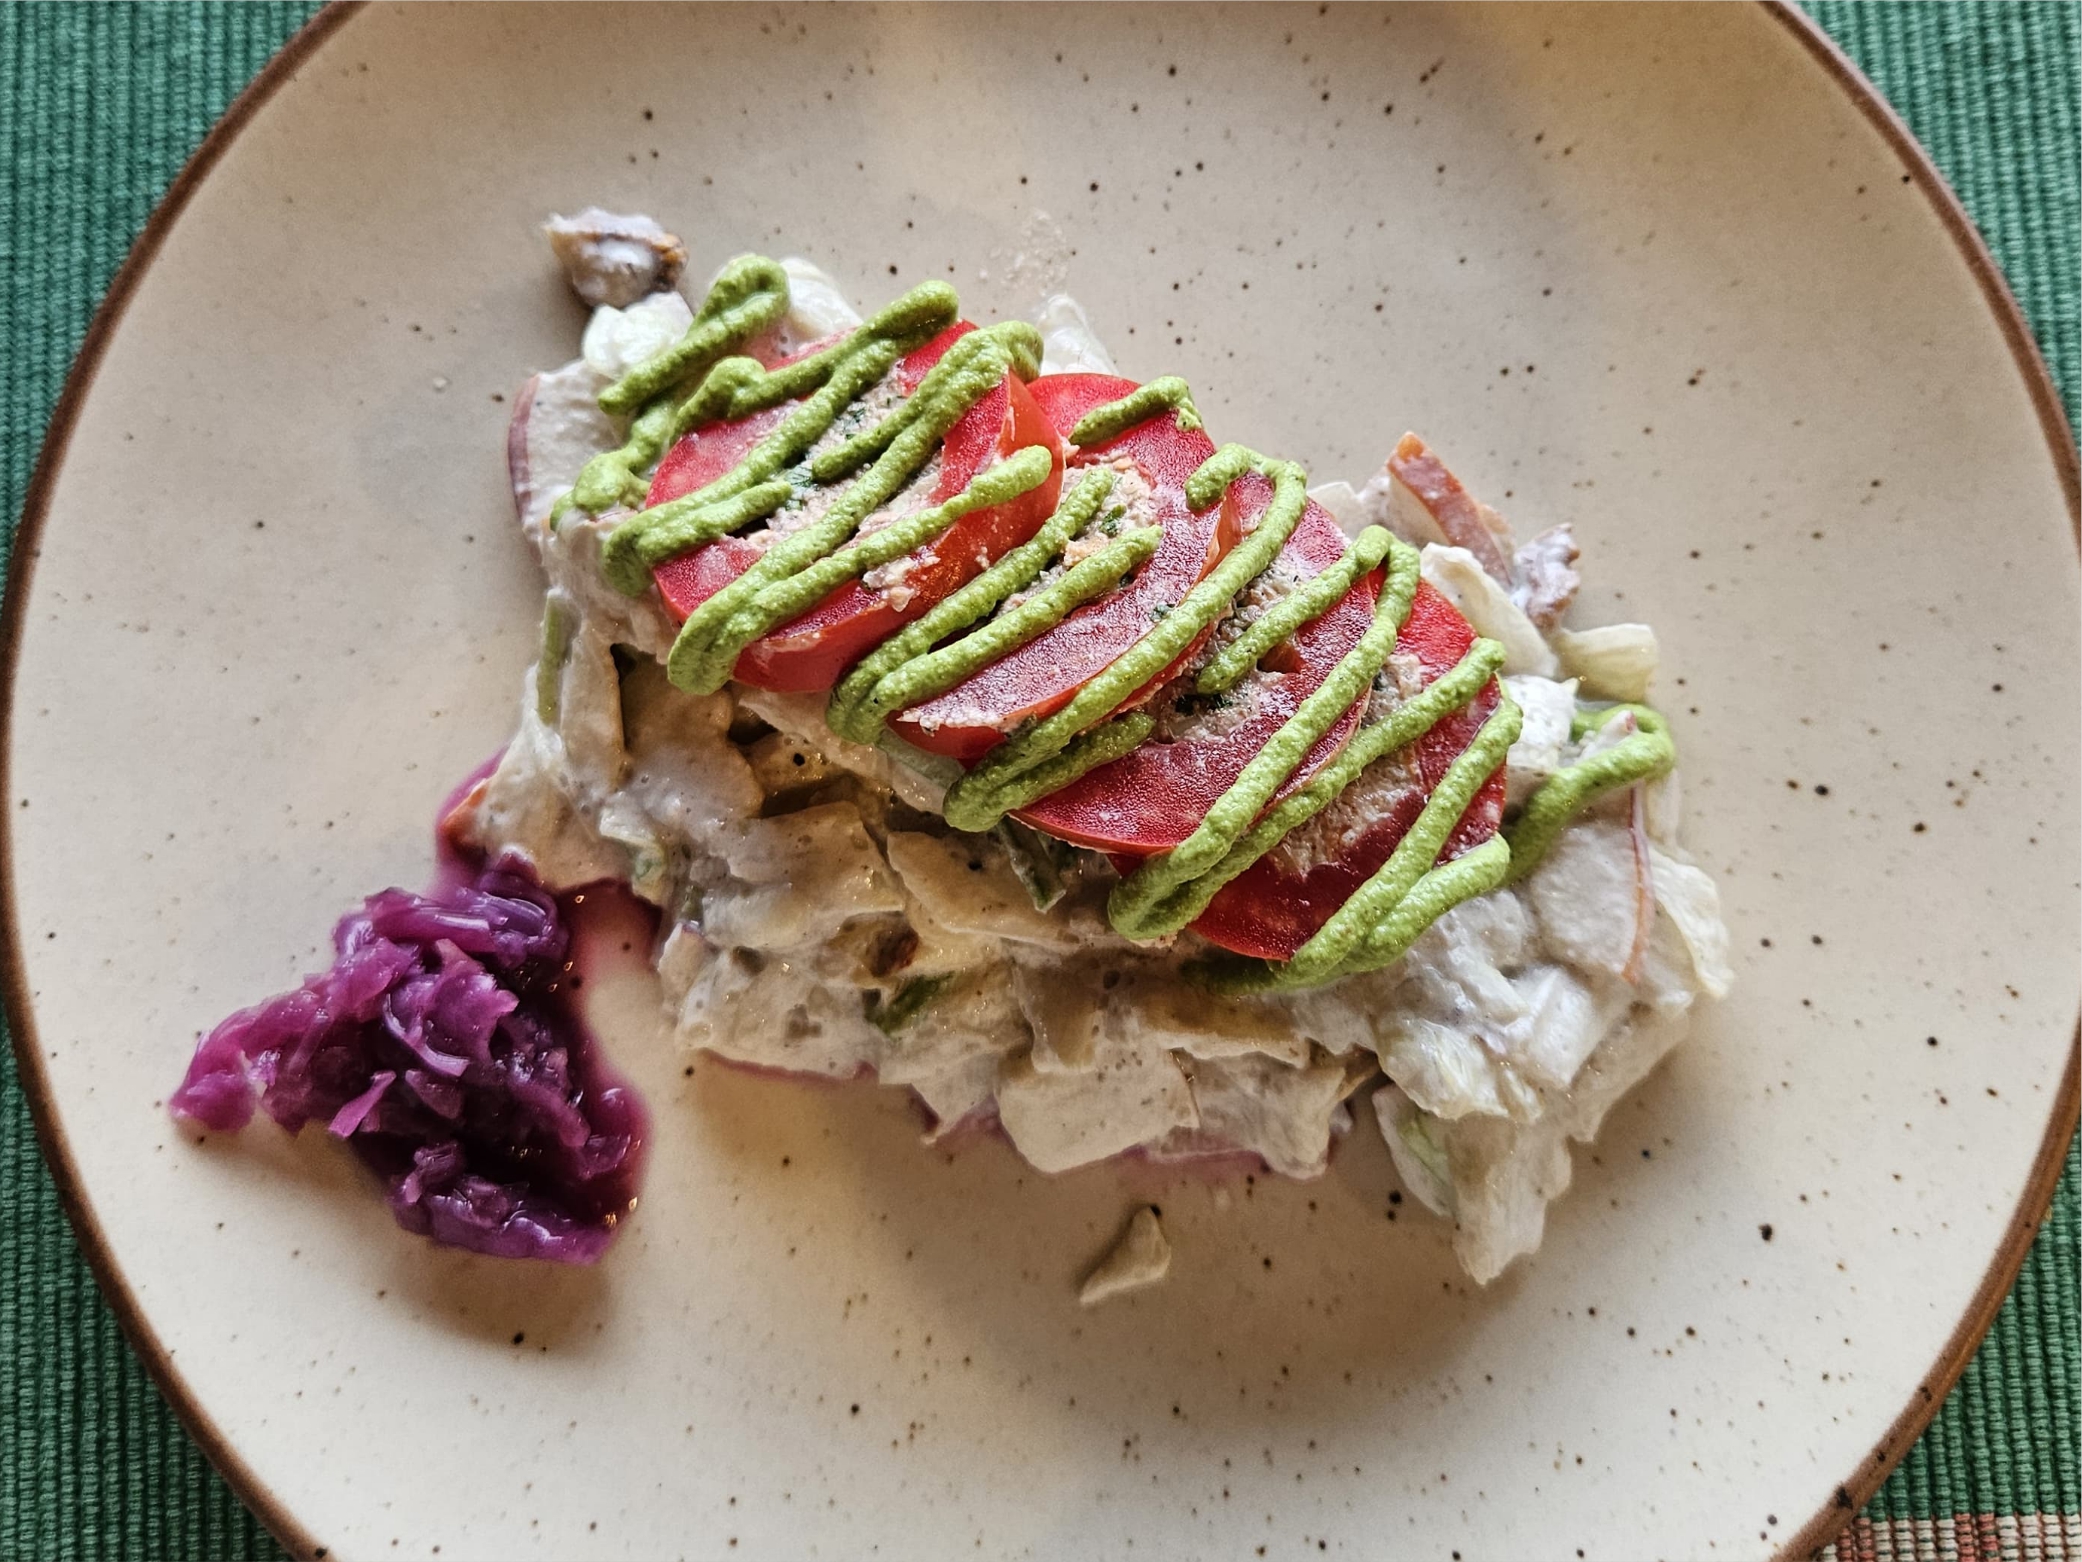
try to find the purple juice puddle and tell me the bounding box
[170,759,653,1264]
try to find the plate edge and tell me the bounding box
[1753,17,2081,1561]
[1760,2,2079,541]
[0,6,2072,1561]
[0,6,365,1560]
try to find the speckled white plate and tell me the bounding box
[8,5,2076,1559]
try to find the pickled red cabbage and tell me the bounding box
[170,862,645,1262]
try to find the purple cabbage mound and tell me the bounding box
[171,863,646,1263]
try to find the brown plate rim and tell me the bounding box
[0,6,2073,1560]
[1758,6,2080,1555]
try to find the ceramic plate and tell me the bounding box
[9,5,2076,1559]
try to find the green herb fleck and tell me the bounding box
[868,973,955,1034]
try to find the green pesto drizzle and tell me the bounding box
[1067,375,1203,445]
[598,254,792,417]
[1341,834,1514,972]
[554,256,797,525]
[875,525,1158,715]
[1114,639,1509,941]
[940,446,1310,832]
[722,276,960,423]
[560,398,679,522]
[1183,441,1265,511]
[664,320,1046,693]
[596,279,966,591]
[666,355,767,435]
[1106,535,1424,941]
[679,442,1056,690]
[958,710,1158,823]
[599,343,904,591]
[1193,693,1524,993]
[834,517,1160,747]
[1502,703,1675,883]
[826,466,1122,743]
[561,267,1682,990]
[1195,526,1394,695]
[609,480,798,595]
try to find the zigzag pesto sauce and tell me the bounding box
[557,256,1675,988]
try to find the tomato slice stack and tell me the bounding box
[1185,582,1508,960]
[1010,472,1377,852]
[902,372,1509,963]
[643,323,1064,692]
[636,348,1508,966]
[889,374,1244,761]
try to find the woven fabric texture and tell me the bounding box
[1,5,2074,1560]
[1804,2,2080,1552]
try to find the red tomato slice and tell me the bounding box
[644,323,1064,693]
[1012,494,1375,854]
[740,365,1059,691]
[1184,581,1508,962]
[889,373,1242,762]
[645,330,824,617]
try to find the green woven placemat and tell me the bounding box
[1798,4,2082,1551]
[0,5,2074,1560]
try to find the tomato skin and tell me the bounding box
[644,353,1508,969]
[648,407,790,619]
[735,370,1060,691]
[646,329,823,620]
[1024,374,1217,492]
[1182,580,1508,962]
[1011,493,1375,855]
[643,324,1064,692]
[889,373,1242,762]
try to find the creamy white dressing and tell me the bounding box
[472,241,1732,1289]
[582,292,696,382]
